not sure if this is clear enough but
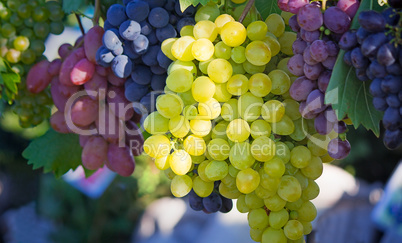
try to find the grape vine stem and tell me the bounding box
[75,13,86,35]
[239,0,255,23]
[93,0,101,26]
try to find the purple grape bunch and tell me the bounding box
[339,8,402,150]
[283,0,359,160]
[97,0,196,114]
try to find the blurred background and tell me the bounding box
[1,7,402,243]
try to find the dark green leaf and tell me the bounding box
[63,0,87,13]
[2,73,19,94]
[255,0,281,20]
[179,0,210,12]
[23,128,84,178]
[0,57,6,73]
[325,50,383,137]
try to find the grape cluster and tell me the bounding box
[0,0,65,127]
[339,8,402,149]
[97,0,197,114]
[44,26,144,177]
[283,0,355,160]
[142,3,338,241]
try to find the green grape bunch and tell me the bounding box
[0,0,65,127]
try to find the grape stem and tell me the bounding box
[75,13,86,35]
[239,0,255,23]
[321,0,327,10]
[93,0,101,26]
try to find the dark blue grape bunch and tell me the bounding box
[97,0,196,114]
[188,181,233,214]
[339,8,402,149]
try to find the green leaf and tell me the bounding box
[255,0,281,20]
[325,49,383,137]
[0,57,6,73]
[2,73,19,94]
[179,0,210,12]
[23,128,83,178]
[63,0,87,13]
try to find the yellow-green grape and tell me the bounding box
[143,111,169,134]
[169,115,190,138]
[220,21,247,47]
[284,220,304,240]
[297,201,317,222]
[166,69,193,93]
[219,181,242,199]
[237,194,250,213]
[222,173,236,187]
[248,73,272,97]
[275,141,291,163]
[190,119,212,137]
[263,35,280,57]
[271,115,295,135]
[171,36,195,61]
[285,163,299,176]
[168,60,197,77]
[191,38,214,61]
[251,136,276,162]
[267,69,291,95]
[250,119,271,139]
[229,164,240,177]
[247,20,268,41]
[144,134,171,159]
[198,98,221,119]
[171,174,193,197]
[245,192,265,209]
[294,171,308,190]
[307,133,330,157]
[192,76,216,103]
[277,175,302,202]
[250,228,263,242]
[289,118,308,141]
[243,60,265,74]
[221,98,239,121]
[198,160,212,182]
[269,208,289,229]
[169,149,192,175]
[183,105,198,120]
[154,155,170,170]
[183,134,206,156]
[227,118,251,142]
[261,100,285,123]
[264,194,286,211]
[230,59,246,74]
[265,55,279,73]
[207,138,230,160]
[6,49,21,63]
[238,92,263,122]
[301,156,323,180]
[264,156,285,178]
[245,41,271,66]
[226,74,249,96]
[302,179,320,201]
[215,41,232,59]
[229,142,255,170]
[277,57,293,77]
[199,57,215,74]
[193,176,214,197]
[214,13,235,33]
[156,93,184,118]
[180,25,194,37]
[248,208,269,230]
[191,155,205,165]
[193,20,218,42]
[178,89,197,106]
[265,13,285,37]
[283,99,301,120]
[207,58,233,83]
[231,46,247,64]
[213,83,232,102]
[13,36,29,51]
[290,146,312,168]
[211,121,228,140]
[281,11,294,25]
[236,168,260,194]
[278,31,297,56]
[261,227,287,243]
[205,160,229,181]
[255,185,273,199]
[259,171,280,196]
[194,2,220,22]
[302,221,313,235]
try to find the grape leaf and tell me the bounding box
[255,0,281,20]
[62,0,88,13]
[22,128,84,178]
[179,0,210,12]
[0,57,20,103]
[325,0,385,137]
